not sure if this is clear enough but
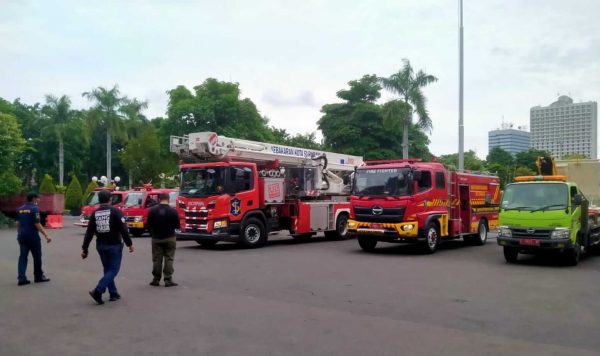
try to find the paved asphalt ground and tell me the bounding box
[1,218,600,356]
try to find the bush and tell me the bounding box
[55,185,67,194]
[39,174,56,194]
[82,180,98,205]
[65,174,83,214]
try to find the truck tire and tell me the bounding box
[239,218,267,248]
[325,214,349,240]
[503,246,518,263]
[130,228,144,237]
[465,220,488,246]
[358,236,377,251]
[420,222,440,254]
[563,241,581,266]
[196,240,217,248]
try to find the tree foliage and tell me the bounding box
[0,112,26,196]
[438,150,485,171]
[65,173,83,211]
[39,174,56,194]
[515,148,551,173]
[82,180,98,205]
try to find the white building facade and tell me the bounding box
[530,95,598,159]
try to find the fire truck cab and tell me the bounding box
[348,160,501,253]
[74,188,128,227]
[170,132,363,248]
[121,184,179,237]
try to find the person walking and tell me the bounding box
[16,192,52,286]
[82,189,134,304]
[147,192,180,287]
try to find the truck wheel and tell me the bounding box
[325,214,349,240]
[420,222,439,254]
[563,241,581,266]
[196,240,217,248]
[467,220,488,246]
[503,246,518,263]
[358,236,377,251]
[130,228,144,237]
[239,218,267,248]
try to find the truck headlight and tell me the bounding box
[402,224,414,231]
[213,220,228,229]
[348,221,357,229]
[498,227,512,238]
[550,228,570,239]
[134,216,143,222]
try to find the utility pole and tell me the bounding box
[458,0,465,172]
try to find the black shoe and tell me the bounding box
[34,276,50,283]
[18,280,31,286]
[164,280,178,287]
[89,289,104,305]
[109,293,121,302]
[149,280,160,287]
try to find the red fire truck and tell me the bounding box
[170,132,363,248]
[121,184,179,237]
[74,188,128,227]
[348,159,501,253]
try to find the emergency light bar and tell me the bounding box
[514,175,567,182]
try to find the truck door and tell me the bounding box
[227,166,259,222]
[459,185,471,233]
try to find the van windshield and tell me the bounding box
[85,191,99,205]
[352,168,411,197]
[124,192,144,207]
[501,183,568,211]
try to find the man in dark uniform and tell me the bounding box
[17,192,52,286]
[82,189,134,304]
[146,192,180,287]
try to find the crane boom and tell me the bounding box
[171,132,363,172]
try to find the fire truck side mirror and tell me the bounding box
[572,194,583,206]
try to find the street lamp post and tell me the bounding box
[458,0,465,172]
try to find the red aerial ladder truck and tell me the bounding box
[348,159,501,253]
[170,132,363,248]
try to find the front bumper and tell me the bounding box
[347,219,421,242]
[497,237,573,250]
[127,222,144,229]
[176,229,240,243]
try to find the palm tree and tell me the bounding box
[42,95,73,186]
[120,98,149,139]
[82,85,127,183]
[379,59,438,159]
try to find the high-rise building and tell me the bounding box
[530,95,598,159]
[488,125,531,155]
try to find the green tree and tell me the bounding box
[439,150,485,171]
[65,173,83,212]
[514,166,535,177]
[562,153,587,160]
[0,112,26,196]
[121,126,165,185]
[42,95,74,186]
[82,85,128,183]
[318,75,431,160]
[39,174,56,194]
[379,59,438,158]
[82,180,98,205]
[486,147,514,167]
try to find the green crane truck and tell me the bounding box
[497,173,600,266]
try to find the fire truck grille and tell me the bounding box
[510,228,552,239]
[125,216,136,222]
[185,210,208,218]
[354,207,405,223]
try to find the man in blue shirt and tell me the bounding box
[17,192,52,286]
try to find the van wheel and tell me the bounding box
[325,214,349,240]
[239,218,267,248]
[131,228,144,237]
[358,236,377,251]
[503,247,518,263]
[420,222,439,254]
[563,241,581,266]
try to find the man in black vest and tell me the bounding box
[82,189,134,304]
[147,192,180,287]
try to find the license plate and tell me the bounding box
[520,238,540,247]
[371,223,383,229]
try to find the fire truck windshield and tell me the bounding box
[85,191,99,205]
[501,183,568,211]
[180,168,227,197]
[124,192,144,207]
[353,168,411,197]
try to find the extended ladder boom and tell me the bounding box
[171,132,363,172]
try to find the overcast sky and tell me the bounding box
[1,0,599,158]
